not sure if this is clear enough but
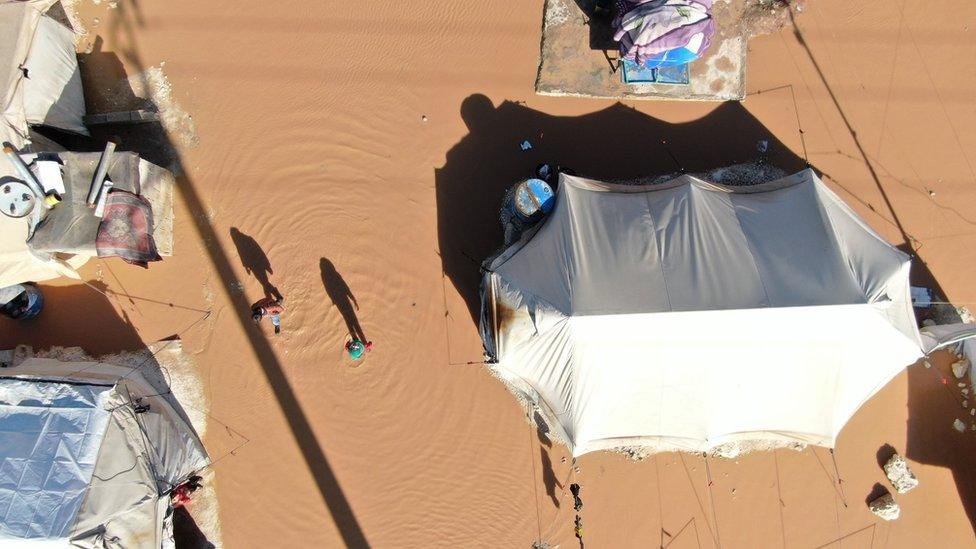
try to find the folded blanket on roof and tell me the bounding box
[95,190,161,268]
[613,0,715,67]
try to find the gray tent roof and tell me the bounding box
[0,358,208,547]
[491,170,908,315]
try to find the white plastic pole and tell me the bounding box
[88,142,116,206]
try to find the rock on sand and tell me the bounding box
[952,359,971,379]
[883,454,918,494]
[869,493,901,521]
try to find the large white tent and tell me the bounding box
[480,169,972,457]
[0,357,208,547]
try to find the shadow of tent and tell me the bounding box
[434,94,809,326]
[0,282,146,355]
[905,357,976,531]
[173,506,215,549]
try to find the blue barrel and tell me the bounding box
[0,283,43,320]
[513,179,555,222]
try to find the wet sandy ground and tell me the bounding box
[4,0,976,547]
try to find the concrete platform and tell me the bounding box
[83,109,161,125]
[536,0,747,101]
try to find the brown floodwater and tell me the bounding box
[4,0,976,546]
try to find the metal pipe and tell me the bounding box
[2,142,47,205]
[93,179,113,218]
[88,141,116,205]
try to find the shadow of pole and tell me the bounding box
[788,11,947,299]
[83,3,371,546]
[177,174,371,548]
[789,12,908,243]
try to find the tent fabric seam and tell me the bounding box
[643,187,673,311]
[726,192,773,307]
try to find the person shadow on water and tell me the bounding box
[230,227,283,302]
[320,258,366,343]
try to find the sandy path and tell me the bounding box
[3,0,976,547]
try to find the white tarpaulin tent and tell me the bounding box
[1,0,87,149]
[0,357,208,547]
[480,169,974,457]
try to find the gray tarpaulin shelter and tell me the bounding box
[0,357,209,547]
[0,151,177,288]
[0,0,97,287]
[481,169,976,457]
[1,0,87,149]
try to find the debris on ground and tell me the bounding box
[959,307,975,324]
[520,140,533,151]
[869,492,901,521]
[142,66,200,149]
[740,0,805,39]
[712,443,741,459]
[952,359,970,379]
[617,446,651,461]
[708,439,805,459]
[954,419,966,432]
[707,163,788,186]
[571,483,583,511]
[883,455,918,494]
